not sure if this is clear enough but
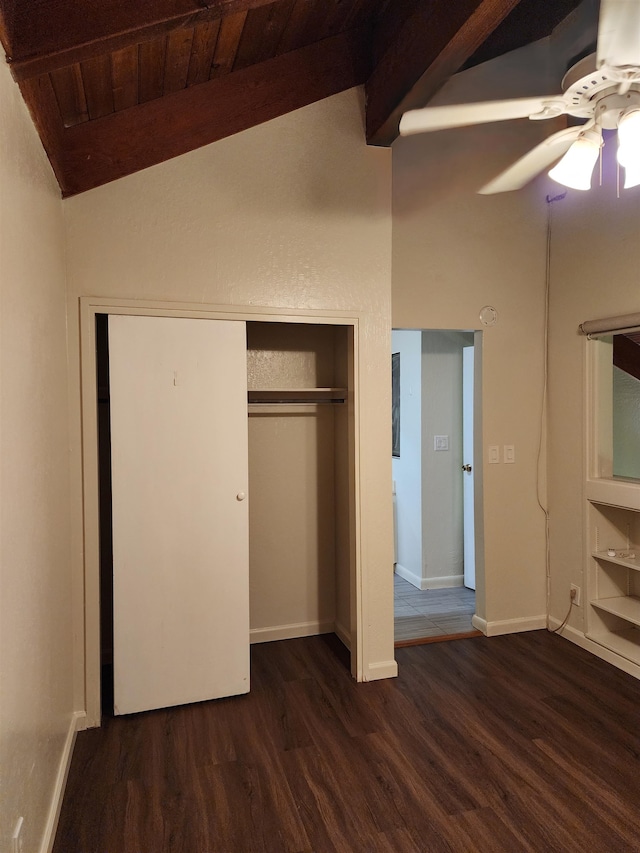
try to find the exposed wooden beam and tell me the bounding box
[365,0,524,147]
[57,28,370,196]
[5,0,279,81]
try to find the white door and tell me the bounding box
[462,345,476,590]
[109,315,249,715]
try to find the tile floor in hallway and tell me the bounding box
[394,573,477,644]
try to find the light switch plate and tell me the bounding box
[488,445,500,464]
[434,435,449,451]
[504,445,515,463]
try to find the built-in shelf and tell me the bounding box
[591,595,640,627]
[592,551,640,572]
[586,626,640,663]
[587,500,640,668]
[587,479,640,512]
[247,388,347,404]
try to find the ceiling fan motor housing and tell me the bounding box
[561,54,640,128]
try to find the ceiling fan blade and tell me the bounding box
[597,0,640,68]
[478,127,583,195]
[399,97,566,136]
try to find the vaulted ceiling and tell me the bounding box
[0,0,583,196]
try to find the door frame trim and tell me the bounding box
[79,296,363,727]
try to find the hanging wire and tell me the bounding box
[541,192,566,630]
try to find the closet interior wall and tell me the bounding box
[246,321,352,648]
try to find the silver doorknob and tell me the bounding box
[236,491,246,501]
[462,464,472,473]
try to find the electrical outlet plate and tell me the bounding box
[434,435,449,451]
[570,583,581,606]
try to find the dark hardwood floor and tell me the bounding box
[54,631,640,852]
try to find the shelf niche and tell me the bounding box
[587,501,640,663]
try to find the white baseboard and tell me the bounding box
[475,615,547,637]
[364,659,398,681]
[250,620,335,644]
[547,619,640,681]
[41,710,84,853]
[334,621,351,651]
[394,565,463,591]
[471,615,487,634]
[394,563,423,588]
[422,574,464,590]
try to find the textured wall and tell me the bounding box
[64,87,394,689]
[391,330,423,583]
[0,59,72,853]
[421,331,466,586]
[548,143,640,635]
[392,51,553,629]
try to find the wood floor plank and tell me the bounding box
[55,631,640,852]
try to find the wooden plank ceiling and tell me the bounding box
[0,0,583,196]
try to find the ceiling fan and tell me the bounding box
[399,0,640,194]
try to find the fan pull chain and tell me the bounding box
[599,144,603,187]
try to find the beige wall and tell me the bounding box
[548,145,640,635]
[64,87,395,693]
[392,60,555,630]
[0,60,72,853]
[421,331,467,587]
[391,330,423,583]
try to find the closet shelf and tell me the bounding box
[247,388,347,404]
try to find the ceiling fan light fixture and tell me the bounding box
[622,162,640,189]
[617,108,640,188]
[548,128,602,191]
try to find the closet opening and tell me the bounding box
[96,313,356,718]
[246,321,354,656]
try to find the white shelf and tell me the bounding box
[587,501,640,667]
[592,551,640,572]
[587,480,640,512]
[586,626,640,663]
[591,595,640,627]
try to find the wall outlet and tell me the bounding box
[12,816,24,853]
[570,584,581,606]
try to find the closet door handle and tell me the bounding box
[462,464,472,473]
[236,491,246,501]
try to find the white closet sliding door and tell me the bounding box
[109,315,249,715]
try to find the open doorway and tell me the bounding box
[391,329,482,646]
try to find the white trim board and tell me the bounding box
[40,711,84,853]
[365,660,399,681]
[394,565,463,590]
[472,614,547,636]
[334,621,351,651]
[548,619,640,681]
[250,621,335,644]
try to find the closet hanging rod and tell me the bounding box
[247,388,347,404]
